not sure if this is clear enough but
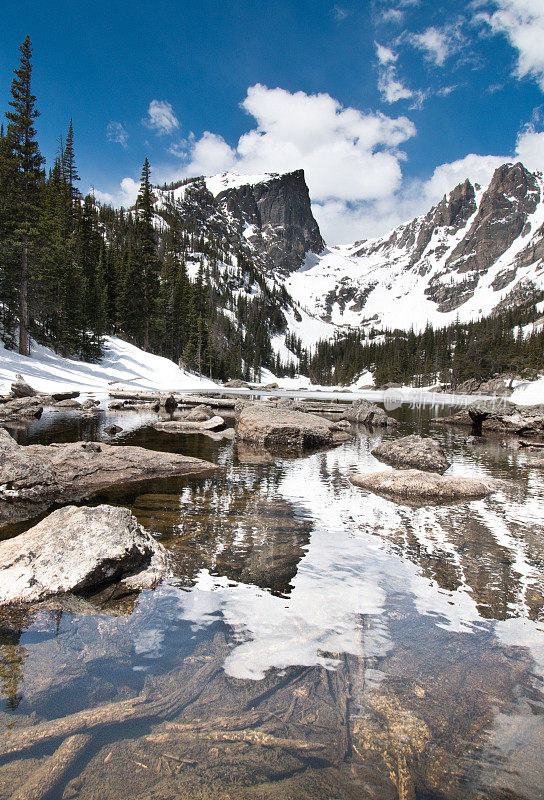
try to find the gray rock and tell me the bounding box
[10,374,37,398]
[224,379,251,388]
[104,424,122,436]
[0,428,218,525]
[55,398,82,409]
[183,403,214,421]
[50,391,80,402]
[81,398,100,410]
[343,399,398,428]
[371,435,450,474]
[350,469,503,505]
[236,404,351,450]
[0,505,168,605]
[0,396,43,423]
[155,415,225,433]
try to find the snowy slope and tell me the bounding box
[0,336,217,397]
[286,163,544,336]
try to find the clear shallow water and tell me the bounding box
[0,405,544,799]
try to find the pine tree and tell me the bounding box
[0,123,20,347]
[3,36,45,354]
[134,157,159,350]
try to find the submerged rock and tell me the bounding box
[0,505,168,605]
[371,435,450,474]
[236,404,351,450]
[350,469,502,505]
[0,428,218,525]
[342,399,398,427]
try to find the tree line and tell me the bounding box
[307,299,544,387]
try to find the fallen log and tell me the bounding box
[8,733,91,800]
[0,659,220,757]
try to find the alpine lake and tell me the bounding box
[0,396,543,800]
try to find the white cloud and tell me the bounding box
[144,100,180,135]
[169,85,416,205]
[375,43,415,104]
[92,177,139,208]
[378,67,414,103]
[375,42,397,64]
[482,0,544,90]
[106,121,128,149]
[515,124,544,170]
[380,8,404,24]
[408,26,452,66]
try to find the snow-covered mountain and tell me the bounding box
[153,161,544,368]
[287,161,544,334]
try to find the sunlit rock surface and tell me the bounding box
[371,435,451,473]
[0,505,168,604]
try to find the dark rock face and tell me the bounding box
[350,469,502,505]
[217,170,324,274]
[0,429,219,525]
[446,163,539,275]
[0,505,168,605]
[159,170,324,278]
[371,435,450,474]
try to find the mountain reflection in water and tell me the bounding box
[0,403,543,800]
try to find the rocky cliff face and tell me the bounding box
[286,161,544,334]
[157,169,324,276]
[216,170,324,275]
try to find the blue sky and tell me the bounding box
[1,0,544,242]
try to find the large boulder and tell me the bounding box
[371,435,450,474]
[350,469,502,505]
[343,399,398,427]
[0,396,43,422]
[236,404,351,450]
[0,429,218,525]
[0,505,168,605]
